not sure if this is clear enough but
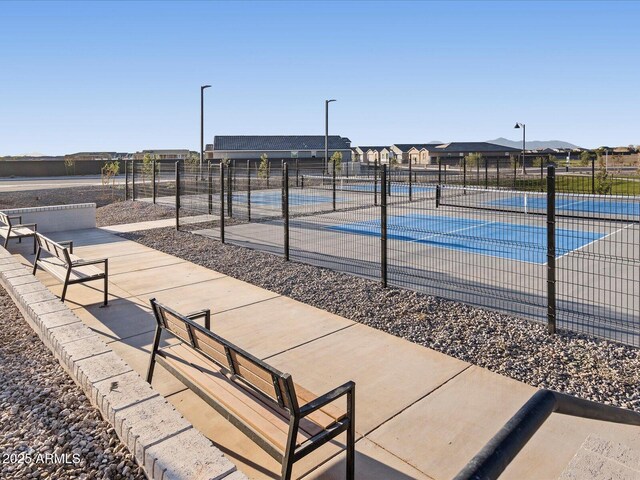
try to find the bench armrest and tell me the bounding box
[15,223,37,231]
[71,258,107,268]
[58,240,73,253]
[8,215,22,223]
[186,309,211,330]
[299,381,355,418]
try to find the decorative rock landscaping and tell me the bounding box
[0,284,144,480]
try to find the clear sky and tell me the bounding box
[1,0,638,155]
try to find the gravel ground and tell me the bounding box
[0,284,145,480]
[96,201,175,227]
[0,185,125,210]
[121,227,640,412]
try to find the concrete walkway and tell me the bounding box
[9,227,640,480]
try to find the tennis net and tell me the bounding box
[439,185,640,222]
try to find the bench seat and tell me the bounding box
[33,232,109,306]
[0,212,37,254]
[159,342,346,455]
[37,255,106,283]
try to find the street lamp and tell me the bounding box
[325,99,336,174]
[514,122,526,174]
[200,85,211,169]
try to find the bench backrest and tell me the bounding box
[35,233,72,265]
[0,212,11,227]
[150,299,299,413]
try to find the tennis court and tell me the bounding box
[327,213,606,264]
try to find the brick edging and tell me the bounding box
[0,247,247,480]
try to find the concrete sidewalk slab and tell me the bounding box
[146,276,280,315]
[112,262,225,296]
[268,323,470,435]
[211,296,355,359]
[104,250,184,276]
[74,297,155,344]
[366,366,534,479]
[301,438,434,480]
[100,218,176,233]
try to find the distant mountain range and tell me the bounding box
[487,137,581,150]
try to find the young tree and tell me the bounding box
[532,156,545,168]
[390,156,400,170]
[595,152,612,194]
[330,151,343,173]
[464,152,482,168]
[258,153,269,179]
[579,150,592,167]
[184,152,199,169]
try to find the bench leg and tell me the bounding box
[61,282,69,303]
[3,236,8,250]
[146,326,162,384]
[281,417,299,480]
[346,389,356,480]
[32,247,41,276]
[101,259,109,307]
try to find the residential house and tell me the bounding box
[207,136,352,162]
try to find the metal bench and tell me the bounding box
[147,299,356,480]
[0,211,37,254]
[32,232,109,306]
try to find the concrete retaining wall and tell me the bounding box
[2,204,96,232]
[0,247,247,480]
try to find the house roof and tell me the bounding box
[213,136,351,151]
[429,142,521,153]
[392,143,442,152]
[356,146,389,152]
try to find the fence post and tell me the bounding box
[152,160,157,204]
[332,156,337,211]
[547,164,556,334]
[435,184,441,208]
[374,160,379,206]
[125,160,129,201]
[227,162,233,218]
[381,165,388,288]
[281,163,286,215]
[438,157,442,185]
[496,157,500,188]
[408,157,413,201]
[175,161,180,231]
[208,162,213,214]
[284,164,290,261]
[296,158,299,187]
[485,157,489,189]
[132,161,136,201]
[591,157,595,194]
[220,164,225,243]
[247,160,251,221]
[513,156,517,189]
[463,156,467,193]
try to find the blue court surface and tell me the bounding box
[489,195,640,217]
[328,214,606,264]
[232,191,336,206]
[341,183,435,195]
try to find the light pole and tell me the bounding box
[514,122,526,175]
[200,85,211,170]
[325,99,336,174]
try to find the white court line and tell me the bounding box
[555,222,637,262]
[406,219,496,244]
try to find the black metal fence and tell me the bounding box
[146,160,640,346]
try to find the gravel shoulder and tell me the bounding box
[121,227,640,412]
[0,284,145,480]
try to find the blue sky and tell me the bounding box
[1,0,638,155]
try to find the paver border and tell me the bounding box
[0,246,247,480]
